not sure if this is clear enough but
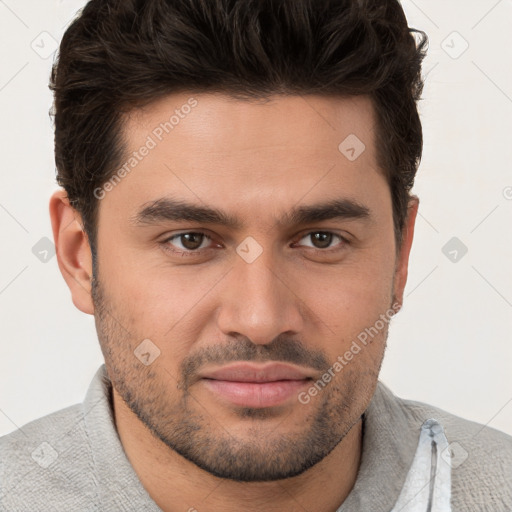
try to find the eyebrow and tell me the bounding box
[130,196,372,229]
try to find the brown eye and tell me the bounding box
[165,232,211,252]
[179,233,205,250]
[310,232,333,249]
[297,232,345,250]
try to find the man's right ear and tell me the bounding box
[49,189,94,315]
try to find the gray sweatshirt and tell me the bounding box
[1,365,511,511]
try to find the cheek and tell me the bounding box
[99,257,217,360]
[97,236,183,310]
[299,253,395,327]
[295,254,395,371]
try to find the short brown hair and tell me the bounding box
[50,0,428,261]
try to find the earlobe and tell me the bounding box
[393,196,419,309]
[49,189,95,315]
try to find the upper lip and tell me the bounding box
[199,362,315,383]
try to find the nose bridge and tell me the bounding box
[216,247,303,344]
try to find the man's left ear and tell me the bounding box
[393,196,419,309]
[49,189,95,315]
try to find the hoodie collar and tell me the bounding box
[336,381,452,512]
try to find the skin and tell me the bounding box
[50,92,418,512]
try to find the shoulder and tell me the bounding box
[377,382,512,511]
[0,403,96,511]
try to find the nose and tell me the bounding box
[215,249,305,345]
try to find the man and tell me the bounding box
[1,0,511,510]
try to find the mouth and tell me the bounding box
[198,362,315,408]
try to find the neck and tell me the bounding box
[112,388,363,512]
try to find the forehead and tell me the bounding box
[124,92,376,157]
[100,92,388,227]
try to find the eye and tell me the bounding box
[294,231,348,250]
[163,232,214,254]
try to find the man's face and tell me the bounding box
[90,93,410,481]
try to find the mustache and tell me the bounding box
[179,335,330,387]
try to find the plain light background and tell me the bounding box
[0,0,511,439]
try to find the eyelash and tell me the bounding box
[161,231,350,257]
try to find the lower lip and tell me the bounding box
[202,379,310,408]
